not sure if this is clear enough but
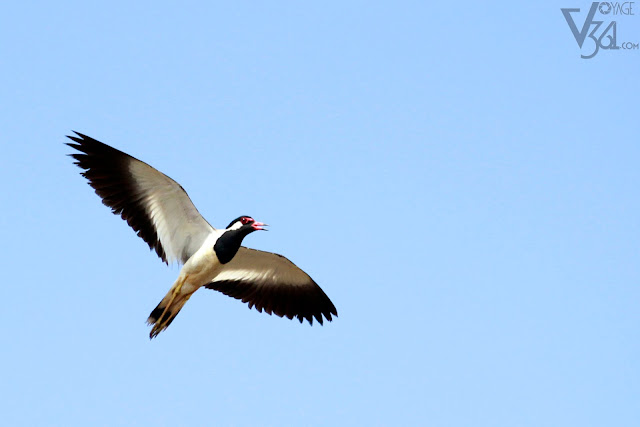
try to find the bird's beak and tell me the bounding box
[252,222,268,231]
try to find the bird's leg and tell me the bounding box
[156,275,187,329]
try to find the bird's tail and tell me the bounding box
[146,278,194,339]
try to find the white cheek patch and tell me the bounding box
[229,221,243,231]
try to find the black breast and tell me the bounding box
[213,229,246,264]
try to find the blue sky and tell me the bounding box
[1,1,638,426]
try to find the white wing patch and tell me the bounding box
[212,247,312,286]
[129,158,214,264]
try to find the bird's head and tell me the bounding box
[215,216,268,264]
[226,216,268,233]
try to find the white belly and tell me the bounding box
[179,240,224,293]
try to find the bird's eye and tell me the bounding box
[241,217,251,224]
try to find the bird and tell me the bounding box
[66,131,337,338]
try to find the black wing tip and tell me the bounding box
[65,130,88,144]
[289,298,337,326]
[65,132,98,156]
[298,308,336,326]
[206,279,338,326]
[67,130,88,139]
[65,131,120,155]
[65,131,169,265]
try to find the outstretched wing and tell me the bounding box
[206,247,337,325]
[67,131,215,264]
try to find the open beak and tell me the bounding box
[252,221,268,231]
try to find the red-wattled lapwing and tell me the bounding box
[67,132,337,338]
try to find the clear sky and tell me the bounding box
[1,1,638,426]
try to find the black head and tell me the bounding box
[226,215,268,232]
[215,216,268,264]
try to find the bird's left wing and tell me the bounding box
[67,131,215,264]
[206,247,337,325]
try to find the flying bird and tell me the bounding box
[67,132,337,338]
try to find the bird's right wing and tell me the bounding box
[67,132,215,264]
[206,247,337,325]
